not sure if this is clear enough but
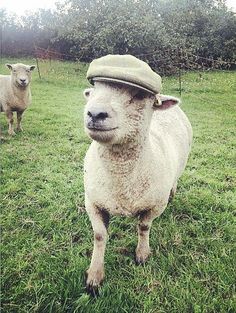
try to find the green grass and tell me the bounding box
[1,58,236,313]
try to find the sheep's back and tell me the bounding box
[0,75,10,112]
[150,106,192,181]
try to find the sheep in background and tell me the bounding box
[0,63,35,135]
[83,55,193,294]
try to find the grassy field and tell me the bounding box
[1,58,235,313]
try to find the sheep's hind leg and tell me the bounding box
[16,110,24,132]
[168,181,177,203]
[136,210,156,264]
[6,111,15,135]
[86,207,109,296]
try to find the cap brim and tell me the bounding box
[90,77,156,95]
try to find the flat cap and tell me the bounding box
[86,54,162,94]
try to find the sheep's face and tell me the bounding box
[83,82,155,144]
[6,63,36,88]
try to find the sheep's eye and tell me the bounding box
[26,70,30,73]
[13,70,17,73]
[134,90,146,100]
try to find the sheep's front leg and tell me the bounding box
[86,207,109,295]
[136,210,156,264]
[16,110,24,132]
[6,110,15,135]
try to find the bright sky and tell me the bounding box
[0,0,58,15]
[227,0,236,11]
[0,0,236,15]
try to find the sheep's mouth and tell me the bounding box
[87,126,118,132]
[17,81,28,88]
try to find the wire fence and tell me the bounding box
[34,45,236,66]
[33,45,236,97]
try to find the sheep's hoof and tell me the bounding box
[16,127,23,132]
[135,248,151,265]
[8,130,16,136]
[85,268,104,297]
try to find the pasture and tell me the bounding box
[1,59,235,313]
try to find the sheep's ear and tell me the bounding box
[83,88,93,100]
[153,95,180,110]
[6,64,13,71]
[30,65,36,71]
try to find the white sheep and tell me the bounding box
[0,63,35,135]
[83,55,192,294]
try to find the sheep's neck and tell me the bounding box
[11,80,30,101]
[98,135,151,175]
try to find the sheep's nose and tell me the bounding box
[87,110,108,121]
[20,79,26,83]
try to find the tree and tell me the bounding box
[1,0,235,74]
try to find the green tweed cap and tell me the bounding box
[86,54,162,94]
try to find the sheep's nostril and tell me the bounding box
[20,79,26,83]
[87,111,93,118]
[96,112,108,120]
[87,111,109,121]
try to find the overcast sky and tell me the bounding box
[1,0,236,15]
[227,0,236,11]
[0,0,57,15]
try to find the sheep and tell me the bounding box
[83,55,192,294]
[0,63,35,135]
